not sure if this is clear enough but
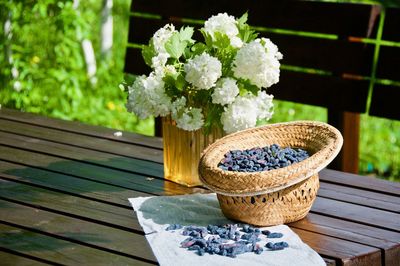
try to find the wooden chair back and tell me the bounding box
[124,0,399,173]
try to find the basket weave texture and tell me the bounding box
[198,121,343,226]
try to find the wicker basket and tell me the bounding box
[198,121,343,226]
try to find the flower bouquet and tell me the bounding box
[123,13,283,186]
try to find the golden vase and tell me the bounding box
[162,116,224,187]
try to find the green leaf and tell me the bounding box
[213,32,230,49]
[124,73,138,86]
[237,12,258,43]
[179,26,194,43]
[175,73,187,90]
[237,12,248,27]
[141,41,155,67]
[191,43,207,56]
[165,32,187,59]
[163,72,187,91]
[200,29,213,48]
[203,104,223,135]
[238,79,259,95]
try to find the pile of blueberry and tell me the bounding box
[218,144,310,172]
[166,223,289,258]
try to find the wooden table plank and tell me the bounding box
[0,131,164,178]
[318,182,400,213]
[320,169,400,196]
[1,224,155,265]
[1,200,157,263]
[1,249,53,266]
[291,228,381,266]
[0,130,164,178]
[0,119,163,164]
[0,145,206,196]
[0,164,149,208]
[312,197,400,232]
[290,214,400,266]
[0,108,163,149]
[0,178,141,232]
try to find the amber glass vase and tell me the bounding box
[162,116,224,187]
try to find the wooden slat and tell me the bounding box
[0,118,163,164]
[0,145,204,196]
[0,178,141,231]
[1,200,157,263]
[0,250,52,266]
[369,84,400,120]
[127,16,374,76]
[318,182,400,213]
[376,46,400,81]
[290,213,400,266]
[131,0,378,37]
[290,228,381,266]
[0,163,148,208]
[0,108,163,149]
[269,71,369,113]
[0,224,154,265]
[0,145,168,193]
[320,169,400,196]
[312,197,400,232]
[382,7,400,42]
[0,128,164,178]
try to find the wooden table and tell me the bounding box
[0,108,399,266]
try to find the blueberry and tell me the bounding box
[165,224,182,231]
[267,232,283,238]
[261,230,270,236]
[197,248,205,256]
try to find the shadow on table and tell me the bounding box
[138,194,229,227]
[2,156,208,199]
[1,229,107,252]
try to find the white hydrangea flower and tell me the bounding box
[184,53,222,90]
[220,94,258,134]
[233,38,282,88]
[204,13,243,48]
[259,38,283,61]
[152,24,176,54]
[170,96,187,120]
[126,72,172,119]
[211,78,239,105]
[151,24,177,70]
[176,107,204,131]
[255,90,274,120]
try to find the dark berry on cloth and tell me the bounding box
[168,224,288,257]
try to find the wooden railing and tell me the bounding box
[123,0,400,174]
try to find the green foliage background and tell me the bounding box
[0,0,399,181]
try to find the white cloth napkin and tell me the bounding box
[129,193,325,266]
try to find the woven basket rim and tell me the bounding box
[198,120,343,196]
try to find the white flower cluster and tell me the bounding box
[175,107,204,131]
[233,38,282,88]
[220,91,274,134]
[151,24,177,71]
[126,73,171,119]
[204,13,243,48]
[125,12,282,133]
[184,53,222,90]
[211,78,239,105]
